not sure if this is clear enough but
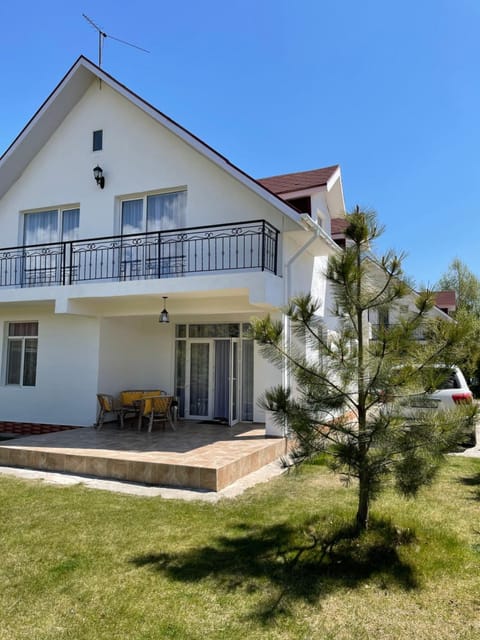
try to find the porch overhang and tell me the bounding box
[51,272,284,317]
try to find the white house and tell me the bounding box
[0,56,347,429]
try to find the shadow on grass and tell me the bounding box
[130,516,418,621]
[459,471,480,501]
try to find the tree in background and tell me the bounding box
[252,208,476,531]
[438,258,480,316]
[437,258,480,385]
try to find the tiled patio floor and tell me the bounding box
[0,421,287,491]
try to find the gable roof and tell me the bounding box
[433,290,456,309]
[0,56,340,251]
[258,165,340,195]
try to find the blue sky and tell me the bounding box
[0,0,478,287]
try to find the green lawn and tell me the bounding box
[1,456,479,640]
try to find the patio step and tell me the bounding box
[0,423,286,492]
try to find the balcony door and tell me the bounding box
[185,339,240,425]
[22,208,79,286]
[120,190,187,280]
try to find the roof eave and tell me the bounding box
[0,56,93,198]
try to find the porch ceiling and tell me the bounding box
[56,290,278,318]
[0,299,55,313]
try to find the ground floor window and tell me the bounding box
[5,322,38,386]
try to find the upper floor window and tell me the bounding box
[5,322,38,386]
[93,130,103,151]
[23,208,80,246]
[121,190,187,235]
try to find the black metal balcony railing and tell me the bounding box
[0,220,279,289]
[370,324,426,341]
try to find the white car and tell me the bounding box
[379,365,474,411]
[406,366,473,410]
[379,366,475,449]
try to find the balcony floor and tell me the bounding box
[0,421,286,492]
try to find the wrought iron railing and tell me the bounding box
[0,220,279,289]
[370,324,426,341]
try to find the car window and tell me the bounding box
[420,367,462,392]
[437,372,461,390]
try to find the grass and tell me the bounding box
[0,456,480,639]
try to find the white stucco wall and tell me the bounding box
[0,309,278,427]
[310,192,331,233]
[0,72,336,428]
[96,313,279,425]
[0,309,100,426]
[0,80,293,247]
[97,317,175,396]
[282,235,333,308]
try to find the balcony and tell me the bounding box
[370,324,426,341]
[0,220,279,289]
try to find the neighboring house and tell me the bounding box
[262,178,455,341]
[433,290,456,316]
[258,165,346,232]
[0,56,346,428]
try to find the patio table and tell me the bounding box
[118,390,179,429]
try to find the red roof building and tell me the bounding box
[258,165,340,195]
[433,290,456,315]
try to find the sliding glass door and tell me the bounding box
[184,339,241,424]
[188,342,212,419]
[213,339,240,425]
[176,324,253,425]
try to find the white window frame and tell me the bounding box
[117,187,187,236]
[4,322,39,387]
[20,205,81,245]
[18,207,80,287]
[117,188,187,279]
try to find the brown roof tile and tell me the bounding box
[331,218,348,235]
[258,165,339,195]
[434,290,456,308]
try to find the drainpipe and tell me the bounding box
[279,215,330,438]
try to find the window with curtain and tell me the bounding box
[61,209,80,242]
[120,191,187,279]
[5,322,38,386]
[121,199,143,235]
[146,191,186,231]
[241,339,254,421]
[121,190,187,235]
[23,208,80,245]
[22,209,79,285]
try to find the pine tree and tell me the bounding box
[251,208,476,531]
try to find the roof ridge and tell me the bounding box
[258,164,339,182]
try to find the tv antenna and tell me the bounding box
[82,14,150,67]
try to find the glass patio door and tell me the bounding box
[229,339,240,425]
[187,341,212,420]
[185,339,240,424]
[213,339,240,425]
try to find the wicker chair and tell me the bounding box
[119,390,165,428]
[95,394,121,429]
[138,395,175,433]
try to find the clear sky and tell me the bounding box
[0,0,478,287]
